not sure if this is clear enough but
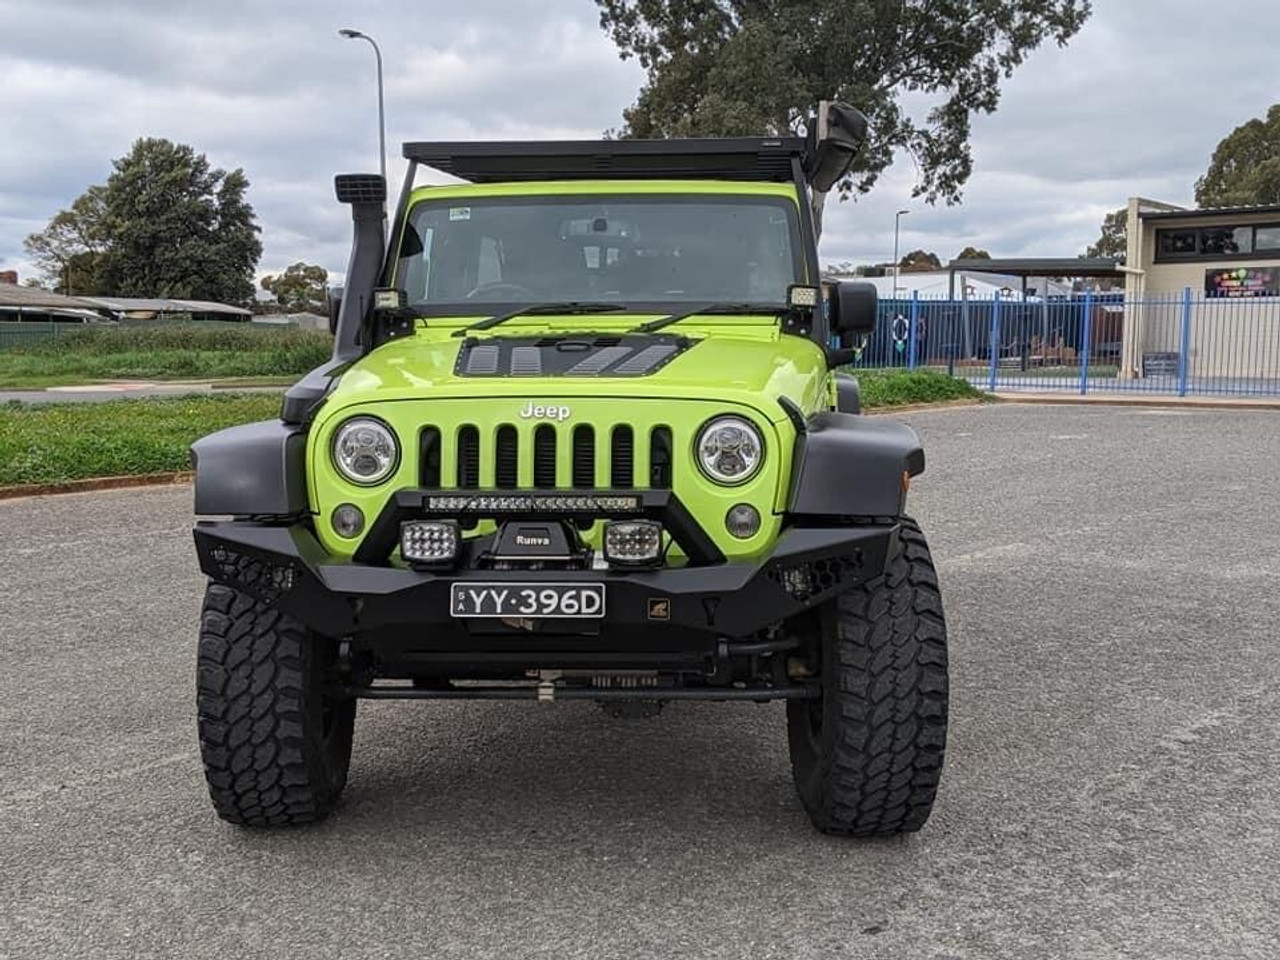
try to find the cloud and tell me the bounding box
[1,0,1275,286]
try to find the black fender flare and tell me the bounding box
[191,420,308,517]
[787,412,924,518]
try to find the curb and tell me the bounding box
[865,397,986,415]
[0,472,193,502]
[991,393,1280,411]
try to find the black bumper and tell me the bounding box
[193,518,897,649]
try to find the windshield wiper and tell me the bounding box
[630,302,786,334]
[452,302,630,337]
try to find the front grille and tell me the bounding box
[418,421,674,491]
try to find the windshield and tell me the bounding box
[396,194,802,311]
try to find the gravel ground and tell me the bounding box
[2,403,1278,959]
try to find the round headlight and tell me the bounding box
[696,416,764,485]
[332,417,399,486]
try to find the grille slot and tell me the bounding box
[572,426,595,488]
[457,425,480,488]
[610,425,634,488]
[419,426,442,488]
[534,425,557,487]
[495,425,518,488]
[650,426,672,488]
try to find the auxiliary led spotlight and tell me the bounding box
[400,520,460,566]
[603,520,663,566]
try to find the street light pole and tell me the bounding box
[338,28,386,183]
[893,209,910,298]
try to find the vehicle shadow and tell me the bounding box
[339,699,818,840]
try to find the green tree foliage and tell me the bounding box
[594,0,1091,203]
[22,186,109,295]
[955,246,991,260]
[1085,208,1126,259]
[1195,105,1280,208]
[899,249,942,273]
[261,262,330,314]
[25,139,262,305]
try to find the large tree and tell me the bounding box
[261,261,329,314]
[1195,104,1280,208]
[595,0,1091,203]
[955,246,991,260]
[1084,207,1126,259]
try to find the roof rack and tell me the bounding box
[401,138,807,184]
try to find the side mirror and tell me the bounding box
[828,280,877,337]
[327,286,344,336]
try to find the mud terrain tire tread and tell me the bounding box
[787,516,949,836]
[196,583,354,827]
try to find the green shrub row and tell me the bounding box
[0,323,331,386]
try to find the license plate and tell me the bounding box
[449,582,606,619]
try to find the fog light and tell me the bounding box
[726,503,761,539]
[332,503,365,539]
[400,520,460,565]
[604,520,663,566]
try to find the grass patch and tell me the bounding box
[0,394,282,486]
[855,368,985,407]
[0,323,331,388]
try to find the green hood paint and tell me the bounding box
[326,315,829,423]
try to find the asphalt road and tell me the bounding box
[2,403,1278,959]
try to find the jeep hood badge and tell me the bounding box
[520,402,571,421]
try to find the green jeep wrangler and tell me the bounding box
[191,104,949,836]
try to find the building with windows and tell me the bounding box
[1122,199,1280,380]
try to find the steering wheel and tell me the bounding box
[465,281,535,300]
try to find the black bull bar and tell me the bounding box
[193,490,898,642]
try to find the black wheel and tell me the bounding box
[786,517,949,836]
[196,583,356,827]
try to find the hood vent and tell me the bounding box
[455,335,689,378]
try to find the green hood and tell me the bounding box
[326,317,830,424]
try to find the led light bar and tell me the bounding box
[400,520,460,565]
[424,494,642,514]
[603,520,663,566]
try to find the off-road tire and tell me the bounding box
[196,583,356,827]
[786,517,948,836]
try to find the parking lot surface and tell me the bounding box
[2,403,1278,959]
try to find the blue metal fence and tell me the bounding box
[846,287,1280,397]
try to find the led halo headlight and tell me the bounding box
[331,416,400,486]
[695,415,764,485]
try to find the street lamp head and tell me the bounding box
[338,28,364,39]
[897,209,910,217]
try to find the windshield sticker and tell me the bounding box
[449,207,471,221]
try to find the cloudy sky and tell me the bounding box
[2,0,1276,288]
